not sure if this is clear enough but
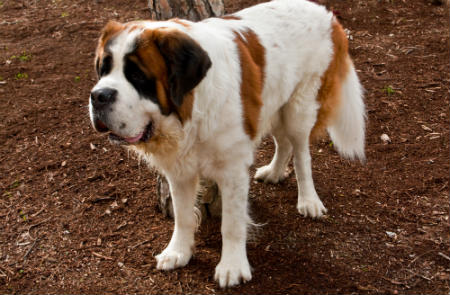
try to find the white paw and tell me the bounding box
[214,258,252,288]
[155,248,192,270]
[254,165,289,184]
[297,196,327,218]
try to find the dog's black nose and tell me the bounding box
[90,88,117,109]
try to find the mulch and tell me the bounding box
[0,0,448,293]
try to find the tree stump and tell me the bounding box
[149,0,225,221]
[148,0,224,21]
[156,175,222,222]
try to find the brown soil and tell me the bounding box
[0,0,449,294]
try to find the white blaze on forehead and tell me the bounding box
[142,21,184,31]
[109,29,142,69]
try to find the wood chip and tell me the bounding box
[421,125,432,132]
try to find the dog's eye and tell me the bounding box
[100,55,113,77]
[124,59,148,84]
[124,59,157,103]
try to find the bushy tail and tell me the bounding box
[327,61,366,162]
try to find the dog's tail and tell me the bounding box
[311,20,366,162]
[327,60,366,162]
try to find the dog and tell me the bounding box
[88,0,365,288]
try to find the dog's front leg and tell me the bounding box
[156,174,198,270]
[214,168,252,288]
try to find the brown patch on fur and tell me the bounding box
[310,20,350,140]
[132,116,183,162]
[220,15,241,20]
[132,32,173,116]
[135,28,200,123]
[156,80,171,114]
[169,18,191,28]
[127,24,141,32]
[96,21,124,57]
[234,30,266,139]
[176,91,194,122]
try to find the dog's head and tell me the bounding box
[89,21,211,146]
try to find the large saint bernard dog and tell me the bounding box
[89,0,366,288]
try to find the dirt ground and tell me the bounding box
[0,0,449,294]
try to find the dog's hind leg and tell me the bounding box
[155,174,198,270]
[254,121,292,184]
[283,80,327,218]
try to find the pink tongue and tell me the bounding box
[124,133,143,143]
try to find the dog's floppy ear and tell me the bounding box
[153,29,212,107]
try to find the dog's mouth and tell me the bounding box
[94,119,154,145]
[108,122,154,145]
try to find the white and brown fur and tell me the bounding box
[89,0,365,288]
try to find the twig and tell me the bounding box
[406,269,433,281]
[27,217,51,239]
[438,252,450,261]
[408,250,435,267]
[0,265,14,276]
[30,206,46,218]
[23,237,40,260]
[128,237,155,250]
[28,217,51,231]
[382,276,408,286]
[92,252,113,260]
[90,196,114,203]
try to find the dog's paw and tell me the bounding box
[297,197,327,218]
[254,165,289,184]
[214,258,252,288]
[155,249,192,270]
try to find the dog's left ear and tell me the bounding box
[154,29,212,107]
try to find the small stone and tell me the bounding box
[118,262,124,268]
[90,143,96,150]
[110,201,119,209]
[352,189,362,196]
[380,133,391,144]
[386,231,397,240]
[61,161,67,167]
